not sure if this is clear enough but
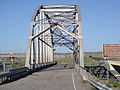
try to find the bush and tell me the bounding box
[106,80,120,88]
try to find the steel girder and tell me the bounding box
[25,5,84,73]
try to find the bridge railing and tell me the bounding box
[0,67,28,84]
[75,63,112,90]
[0,62,57,84]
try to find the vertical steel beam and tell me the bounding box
[76,6,84,67]
[42,12,46,63]
[35,15,39,67]
[40,11,43,64]
[25,22,34,68]
[76,6,85,80]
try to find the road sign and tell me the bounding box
[103,44,120,58]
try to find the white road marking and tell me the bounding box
[72,73,77,90]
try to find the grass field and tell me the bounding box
[54,52,105,66]
[0,52,105,71]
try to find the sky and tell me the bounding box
[0,0,120,53]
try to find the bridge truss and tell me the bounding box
[25,5,84,72]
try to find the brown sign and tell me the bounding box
[103,44,120,58]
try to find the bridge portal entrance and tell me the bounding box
[25,5,84,77]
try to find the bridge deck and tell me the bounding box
[0,64,91,90]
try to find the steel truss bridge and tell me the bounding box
[25,5,84,77]
[0,5,113,89]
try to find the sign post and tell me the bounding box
[105,58,109,81]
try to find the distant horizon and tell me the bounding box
[0,51,102,54]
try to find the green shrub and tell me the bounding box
[106,80,120,88]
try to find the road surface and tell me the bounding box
[0,64,91,90]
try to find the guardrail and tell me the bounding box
[28,62,57,73]
[0,67,28,84]
[0,62,57,84]
[75,63,112,90]
[87,77,112,90]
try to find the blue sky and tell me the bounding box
[0,0,120,53]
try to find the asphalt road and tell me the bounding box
[0,64,90,90]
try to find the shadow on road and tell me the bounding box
[40,64,74,72]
